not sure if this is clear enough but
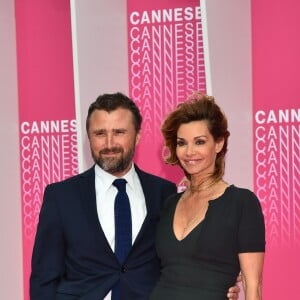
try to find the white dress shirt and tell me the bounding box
[94,164,147,300]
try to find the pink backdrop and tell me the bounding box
[14,0,300,299]
[15,1,78,299]
[252,0,300,298]
[127,0,206,189]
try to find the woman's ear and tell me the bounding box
[215,138,225,153]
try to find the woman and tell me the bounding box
[150,92,265,299]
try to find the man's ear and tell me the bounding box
[135,130,141,146]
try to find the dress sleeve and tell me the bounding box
[238,190,266,253]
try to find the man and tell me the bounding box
[30,92,240,299]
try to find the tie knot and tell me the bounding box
[113,178,127,191]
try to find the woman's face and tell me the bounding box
[176,120,224,178]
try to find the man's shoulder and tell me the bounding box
[48,166,95,188]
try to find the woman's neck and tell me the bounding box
[189,176,219,193]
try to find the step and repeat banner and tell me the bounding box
[127,0,206,188]
[252,0,300,298]
[16,1,205,298]
[15,1,78,298]
[14,0,299,299]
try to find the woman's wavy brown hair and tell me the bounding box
[161,92,230,181]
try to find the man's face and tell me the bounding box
[88,108,141,177]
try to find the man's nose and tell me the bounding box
[105,134,115,148]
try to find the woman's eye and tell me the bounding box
[176,140,185,146]
[195,139,205,145]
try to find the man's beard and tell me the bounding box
[92,146,135,175]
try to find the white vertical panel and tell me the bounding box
[203,0,253,191]
[200,0,212,95]
[71,0,129,171]
[0,0,23,299]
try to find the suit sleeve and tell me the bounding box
[30,184,65,300]
[164,181,177,199]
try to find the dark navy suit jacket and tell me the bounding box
[30,165,177,300]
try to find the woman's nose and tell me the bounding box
[185,144,195,155]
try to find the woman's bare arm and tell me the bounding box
[238,252,265,300]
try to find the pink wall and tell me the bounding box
[252,0,300,298]
[15,1,78,299]
[127,0,204,187]
[4,0,299,298]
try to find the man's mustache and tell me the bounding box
[100,147,123,155]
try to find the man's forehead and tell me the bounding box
[92,108,133,118]
[92,127,127,131]
[90,114,134,129]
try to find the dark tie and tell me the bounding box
[111,178,132,300]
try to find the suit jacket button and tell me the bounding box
[121,266,126,273]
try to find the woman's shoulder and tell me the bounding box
[227,185,262,208]
[228,185,256,196]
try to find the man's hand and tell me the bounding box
[227,284,240,299]
[227,273,242,299]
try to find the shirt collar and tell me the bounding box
[94,163,137,191]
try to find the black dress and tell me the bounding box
[149,185,265,300]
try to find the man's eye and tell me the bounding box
[95,131,105,136]
[115,130,126,135]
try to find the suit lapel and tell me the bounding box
[77,165,161,262]
[78,166,116,258]
[135,165,157,214]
